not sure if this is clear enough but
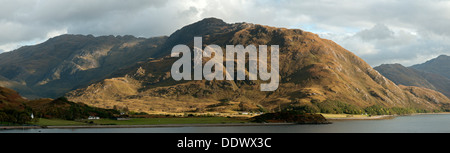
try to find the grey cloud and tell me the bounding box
[0,0,171,49]
[355,24,394,41]
[179,7,199,18]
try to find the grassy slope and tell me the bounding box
[36,118,87,126]
[91,117,247,125]
[33,117,248,126]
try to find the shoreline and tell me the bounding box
[326,115,395,121]
[0,122,296,130]
[326,112,450,120]
[409,112,450,115]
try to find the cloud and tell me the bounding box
[0,0,449,67]
[321,23,449,66]
[355,24,394,41]
[0,0,173,51]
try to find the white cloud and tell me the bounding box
[46,28,68,39]
[0,43,22,53]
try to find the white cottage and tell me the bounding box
[88,116,100,120]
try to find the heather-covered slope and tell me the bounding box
[67,18,450,114]
[0,86,28,110]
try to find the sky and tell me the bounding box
[1,0,449,67]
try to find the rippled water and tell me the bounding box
[2,114,450,133]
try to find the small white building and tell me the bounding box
[88,116,100,120]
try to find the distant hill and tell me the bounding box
[374,64,436,90]
[27,97,119,120]
[0,86,28,111]
[66,18,450,114]
[411,55,450,79]
[0,86,118,124]
[374,56,450,97]
[0,35,167,98]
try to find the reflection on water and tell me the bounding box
[2,114,450,133]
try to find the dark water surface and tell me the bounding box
[2,114,450,133]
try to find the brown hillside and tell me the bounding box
[67,18,450,114]
[0,86,28,111]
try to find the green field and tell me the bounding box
[34,117,248,126]
[36,118,88,126]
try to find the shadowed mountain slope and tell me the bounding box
[375,56,450,97]
[0,34,167,98]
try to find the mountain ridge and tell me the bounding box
[0,18,448,115]
[65,18,450,114]
[411,55,450,79]
[0,34,168,98]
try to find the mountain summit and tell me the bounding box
[65,18,449,114]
